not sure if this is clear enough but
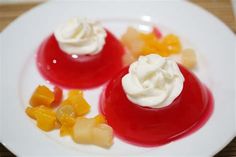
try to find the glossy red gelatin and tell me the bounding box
[100,65,214,146]
[36,30,125,89]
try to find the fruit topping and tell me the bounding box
[30,85,55,107]
[25,85,113,148]
[181,48,197,69]
[72,116,113,148]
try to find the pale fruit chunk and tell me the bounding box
[72,117,114,148]
[123,51,136,66]
[56,105,76,123]
[121,27,144,57]
[129,40,145,57]
[92,124,113,148]
[181,48,197,69]
[72,117,96,144]
[121,27,140,45]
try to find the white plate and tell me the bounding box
[1,1,236,156]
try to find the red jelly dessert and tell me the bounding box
[100,65,213,146]
[36,30,125,89]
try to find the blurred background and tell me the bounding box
[0,0,236,157]
[0,0,235,32]
[0,0,45,2]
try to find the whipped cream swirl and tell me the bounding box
[122,54,185,108]
[54,17,106,55]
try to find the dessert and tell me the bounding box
[37,18,125,89]
[100,54,213,146]
[29,19,211,148]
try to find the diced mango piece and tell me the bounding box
[30,85,55,107]
[26,106,55,120]
[162,34,182,54]
[68,90,83,97]
[36,113,56,131]
[68,96,90,116]
[94,114,107,124]
[92,124,113,148]
[60,116,75,127]
[181,48,197,69]
[61,98,71,106]
[140,32,158,43]
[60,92,90,116]
[25,107,37,119]
[33,106,56,131]
[58,116,75,137]
[60,125,73,137]
[34,106,55,116]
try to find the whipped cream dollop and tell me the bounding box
[54,17,107,55]
[122,54,185,108]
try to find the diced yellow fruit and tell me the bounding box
[56,104,76,123]
[34,106,56,117]
[60,116,75,126]
[140,32,158,43]
[60,125,73,137]
[162,34,182,54]
[26,106,56,131]
[69,96,90,116]
[94,114,107,124]
[25,107,37,119]
[61,98,71,106]
[25,106,55,120]
[35,107,56,131]
[68,90,83,97]
[30,85,55,107]
[92,124,113,148]
[181,48,197,69]
[60,93,90,116]
[72,117,96,144]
